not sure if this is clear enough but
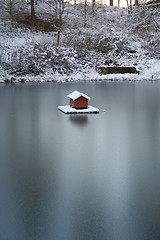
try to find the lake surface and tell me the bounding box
[0,81,160,240]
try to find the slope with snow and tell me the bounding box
[0,0,159,82]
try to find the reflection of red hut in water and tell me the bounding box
[70,115,88,125]
[67,91,91,109]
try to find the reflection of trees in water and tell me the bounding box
[73,192,108,240]
[7,93,57,240]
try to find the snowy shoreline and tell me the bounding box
[1,73,160,84]
[1,60,160,83]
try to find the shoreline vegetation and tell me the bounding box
[0,0,160,83]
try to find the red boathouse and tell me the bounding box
[67,91,91,109]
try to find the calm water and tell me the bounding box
[0,81,160,240]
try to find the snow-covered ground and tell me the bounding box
[0,0,160,83]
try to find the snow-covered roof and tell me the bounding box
[67,91,91,101]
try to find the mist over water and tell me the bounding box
[0,81,160,240]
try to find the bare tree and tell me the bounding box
[110,0,113,6]
[135,0,138,5]
[84,0,87,27]
[31,0,35,18]
[92,0,95,10]
[50,0,65,52]
[126,0,131,13]
[9,0,12,16]
[130,0,133,11]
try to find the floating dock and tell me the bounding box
[58,105,100,114]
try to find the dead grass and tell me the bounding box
[12,11,58,32]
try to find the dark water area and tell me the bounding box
[0,81,160,240]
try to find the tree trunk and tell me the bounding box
[135,0,138,5]
[92,0,95,10]
[84,0,87,28]
[31,0,35,19]
[9,0,12,16]
[110,0,113,6]
[126,0,131,13]
[56,31,60,52]
[56,0,62,52]
[130,0,132,10]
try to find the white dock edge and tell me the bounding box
[58,105,100,114]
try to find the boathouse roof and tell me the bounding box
[67,91,91,101]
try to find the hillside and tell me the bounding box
[0,0,160,82]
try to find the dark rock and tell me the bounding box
[105,59,113,64]
[4,77,17,83]
[19,78,25,83]
[128,49,138,53]
[4,78,10,83]
[10,77,17,83]
[105,59,119,65]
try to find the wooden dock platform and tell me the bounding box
[58,105,100,114]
